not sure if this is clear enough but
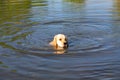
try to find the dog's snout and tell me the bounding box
[64,42,67,45]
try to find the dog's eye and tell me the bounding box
[65,38,67,41]
[59,39,62,41]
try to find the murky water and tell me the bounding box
[0,0,120,80]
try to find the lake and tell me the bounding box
[0,0,120,80]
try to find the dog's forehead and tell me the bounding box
[57,34,66,39]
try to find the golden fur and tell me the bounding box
[49,34,68,50]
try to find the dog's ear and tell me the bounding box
[53,35,58,48]
[50,35,58,48]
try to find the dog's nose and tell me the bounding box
[64,42,67,45]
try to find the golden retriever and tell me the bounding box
[49,34,68,50]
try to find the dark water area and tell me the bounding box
[0,0,120,80]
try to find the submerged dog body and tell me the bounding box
[49,34,68,50]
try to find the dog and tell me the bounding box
[49,34,68,51]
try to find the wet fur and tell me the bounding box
[49,34,68,50]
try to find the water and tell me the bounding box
[0,0,120,80]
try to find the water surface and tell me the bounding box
[0,0,120,80]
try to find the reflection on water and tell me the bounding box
[0,0,31,23]
[31,0,47,6]
[114,0,120,19]
[64,0,85,3]
[0,0,120,80]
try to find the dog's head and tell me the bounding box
[50,34,68,49]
